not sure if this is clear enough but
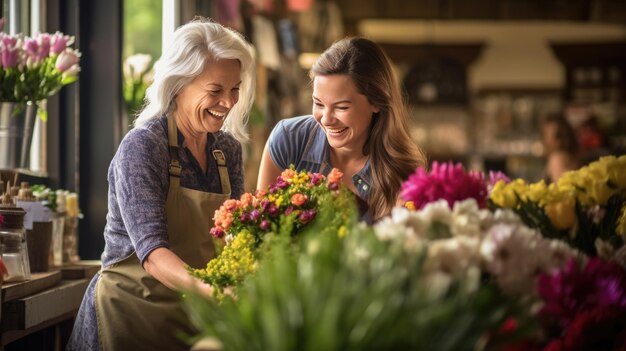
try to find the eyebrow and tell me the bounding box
[205,81,242,88]
[312,96,351,104]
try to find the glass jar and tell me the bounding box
[0,208,31,282]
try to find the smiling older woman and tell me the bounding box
[67,19,255,351]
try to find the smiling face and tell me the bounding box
[312,74,379,155]
[175,58,241,135]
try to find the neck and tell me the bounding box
[174,112,205,146]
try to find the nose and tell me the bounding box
[220,92,237,109]
[320,108,334,125]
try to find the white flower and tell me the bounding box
[124,53,152,81]
[450,199,483,238]
[418,200,453,227]
[424,236,482,282]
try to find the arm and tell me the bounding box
[256,141,283,191]
[143,247,213,296]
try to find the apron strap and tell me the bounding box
[167,114,182,178]
[212,150,231,195]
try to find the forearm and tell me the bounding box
[143,247,213,295]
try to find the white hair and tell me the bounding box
[133,19,255,143]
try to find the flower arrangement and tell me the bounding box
[122,53,153,121]
[189,167,356,291]
[185,210,534,351]
[0,19,81,120]
[490,155,626,257]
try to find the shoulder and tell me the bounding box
[116,118,168,163]
[270,115,319,142]
[275,115,318,132]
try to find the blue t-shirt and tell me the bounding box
[267,115,372,220]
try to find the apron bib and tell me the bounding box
[95,114,230,351]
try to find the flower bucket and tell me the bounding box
[0,101,37,170]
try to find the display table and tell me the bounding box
[0,261,100,350]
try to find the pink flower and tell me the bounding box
[401,161,488,210]
[50,31,74,55]
[55,48,80,72]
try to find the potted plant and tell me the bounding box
[0,18,81,169]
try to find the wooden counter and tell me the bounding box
[0,261,100,350]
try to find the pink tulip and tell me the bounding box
[55,49,80,72]
[50,32,74,55]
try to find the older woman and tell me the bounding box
[67,19,255,351]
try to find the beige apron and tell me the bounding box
[95,114,231,351]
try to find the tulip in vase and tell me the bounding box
[0,18,81,170]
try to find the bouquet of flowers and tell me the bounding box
[0,19,81,120]
[490,155,626,257]
[189,167,357,291]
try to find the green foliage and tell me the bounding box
[123,0,162,60]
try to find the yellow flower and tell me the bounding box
[607,155,626,190]
[490,179,525,209]
[526,181,548,204]
[337,226,347,238]
[405,201,416,211]
[618,203,626,237]
[545,197,576,230]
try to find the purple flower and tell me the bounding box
[298,209,316,224]
[328,182,340,191]
[259,219,270,231]
[401,161,488,210]
[250,209,261,222]
[488,171,510,190]
[267,204,279,217]
[284,206,294,215]
[239,212,252,223]
[309,173,324,186]
[274,177,289,189]
[210,227,225,239]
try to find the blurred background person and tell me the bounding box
[540,113,582,183]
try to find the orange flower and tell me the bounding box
[327,168,343,185]
[281,168,296,181]
[240,193,254,208]
[291,193,308,206]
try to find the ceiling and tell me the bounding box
[336,0,626,28]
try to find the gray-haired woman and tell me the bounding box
[67,18,255,351]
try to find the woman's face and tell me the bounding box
[312,74,379,154]
[175,58,241,134]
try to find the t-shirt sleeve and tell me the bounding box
[267,117,308,170]
[111,127,170,264]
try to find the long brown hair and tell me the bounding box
[310,37,426,220]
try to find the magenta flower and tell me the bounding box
[259,219,270,231]
[309,172,324,186]
[537,257,626,349]
[298,209,317,224]
[401,161,488,210]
